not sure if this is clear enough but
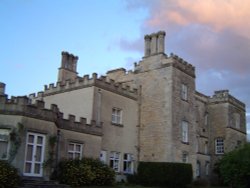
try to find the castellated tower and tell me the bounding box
[108,30,197,170]
[58,51,78,83]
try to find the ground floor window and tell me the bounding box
[196,161,201,177]
[100,150,107,164]
[68,142,83,159]
[110,151,120,172]
[0,129,10,160]
[205,162,210,176]
[123,153,134,174]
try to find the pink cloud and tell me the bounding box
[144,0,250,38]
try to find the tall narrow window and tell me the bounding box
[0,129,10,160]
[123,153,134,174]
[68,142,83,159]
[181,84,188,100]
[182,121,189,143]
[205,162,210,176]
[100,150,107,164]
[112,108,122,125]
[196,161,201,177]
[182,151,188,163]
[204,113,208,126]
[110,152,120,172]
[234,113,240,129]
[215,138,224,154]
[204,142,208,154]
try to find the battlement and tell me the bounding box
[209,90,245,110]
[0,95,102,136]
[31,72,138,100]
[169,53,195,78]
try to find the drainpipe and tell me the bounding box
[55,129,60,175]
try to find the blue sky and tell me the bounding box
[0,0,249,138]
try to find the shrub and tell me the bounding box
[217,143,250,188]
[137,162,192,188]
[0,160,20,188]
[54,158,115,187]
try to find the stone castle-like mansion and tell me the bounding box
[0,31,246,181]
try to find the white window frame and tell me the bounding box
[112,108,122,125]
[123,153,134,174]
[182,121,188,143]
[215,138,224,154]
[182,151,188,163]
[0,129,10,160]
[181,84,188,100]
[68,142,83,159]
[110,151,120,172]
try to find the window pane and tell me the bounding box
[35,146,42,162]
[68,143,74,151]
[28,135,34,143]
[0,141,8,159]
[68,152,73,159]
[34,163,41,174]
[25,162,32,173]
[37,136,43,145]
[26,145,33,161]
[76,144,81,152]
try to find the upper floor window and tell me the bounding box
[0,129,10,160]
[110,151,120,172]
[182,151,188,163]
[204,113,208,126]
[68,142,83,159]
[215,138,224,155]
[181,121,189,143]
[123,153,134,174]
[234,113,240,129]
[181,84,188,100]
[204,142,208,154]
[112,108,122,125]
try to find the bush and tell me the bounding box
[0,160,20,188]
[137,162,192,188]
[218,143,250,188]
[54,158,115,187]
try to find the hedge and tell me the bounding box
[137,162,192,188]
[53,158,115,187]
[0,160,20,188]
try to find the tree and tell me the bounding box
[218,143,250,188]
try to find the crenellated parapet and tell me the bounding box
[209,90,245,111]
[169,53,195,78]
[0,95,102,136]
[31,72,138,100]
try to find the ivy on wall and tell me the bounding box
[8,123,24,163]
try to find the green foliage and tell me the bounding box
[137,162,193,188]
[43,135,57,168]
[54,158,115,187]
[218,143,250,188]
[8,123,23,163]
[0,160,20,188]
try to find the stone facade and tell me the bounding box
[0,31,247,182]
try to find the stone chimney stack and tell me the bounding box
[144,31,166,57]
[58,51,78,83]
[0,82,6,95]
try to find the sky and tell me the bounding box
[0,0,249,139]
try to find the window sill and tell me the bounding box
[181,141,189,145]
[111,122,124,127]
